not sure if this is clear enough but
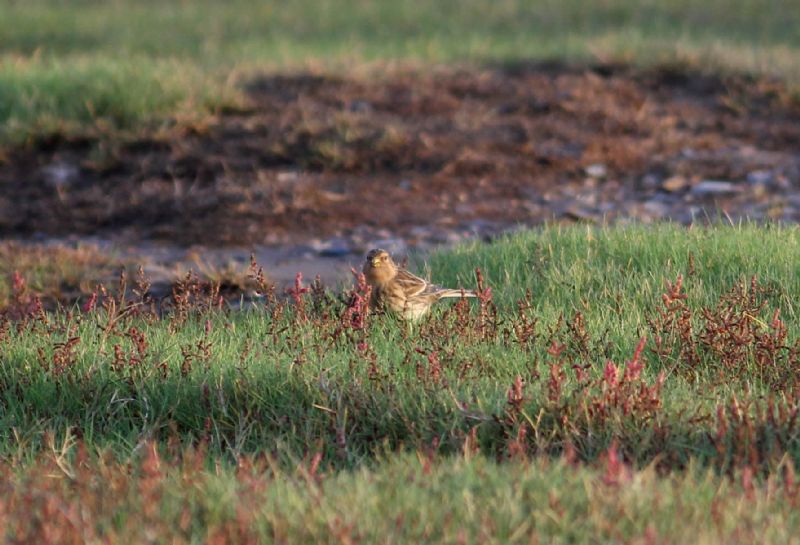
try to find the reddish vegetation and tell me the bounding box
[3,265,800,480]
[3,269,800,543]
[647,274,800,389]
[1,64,799,245]
[0,438,797,544]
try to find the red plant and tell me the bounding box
[341,269,372,331]
[414,347,446,387]
[505,289,538,349]
[648,275,699,371]
[507,374,526,417]
[51,336,81,375]
[285,272,310,320]
[547,359,566,404]
[82,291,98,313]
[5,271,47,324]
[126,326,148,367]
[507,423,529,461]
[248,254,276,304]
[474,267,497,339]
[601,439,631,485]
[583,337,665,422]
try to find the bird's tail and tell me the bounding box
[436,288,477,299]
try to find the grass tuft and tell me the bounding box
[1,0,799,143]
[0,56,241,144]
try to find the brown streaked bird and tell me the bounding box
[362,248,476,321]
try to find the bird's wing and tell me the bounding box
[394,268,436,298]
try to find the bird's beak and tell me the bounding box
[371,258,381,267]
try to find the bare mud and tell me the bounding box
[2,63,800,290]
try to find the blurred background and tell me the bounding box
[1,0,799,303]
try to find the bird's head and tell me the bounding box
[363,248,397,284]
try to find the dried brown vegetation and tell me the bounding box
[1,64,799,245]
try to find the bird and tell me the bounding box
[362,248,476,321]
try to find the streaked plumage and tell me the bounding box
[362,248,475,321]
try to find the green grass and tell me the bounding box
[430,222,800,324]
[5,452,800,544]
[0,56,235,144]
[3,224,800,465]
[1,0,799,143]
[4,223,800,541]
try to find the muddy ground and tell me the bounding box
[2,62,800,288]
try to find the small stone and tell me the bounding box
[562,207,597,222]
[523,201,542,214]
[642,199,670,218]
[676,206,703,224]
[691,180,742,196]
[465,219,497,235]
[747,170,773,186]
[597,202,615,214]
[368,238,406,256]
[348,100,373,113]
[584,163,607,179]
[319,247,350,258]
[408,226,431,239]
[311,237,352,257]
[41,162,79,188]
[775,174,791,190]
[641,174,661,190]
[661,176,689,193]
[276,171,299,182]
[576,191,598,207]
